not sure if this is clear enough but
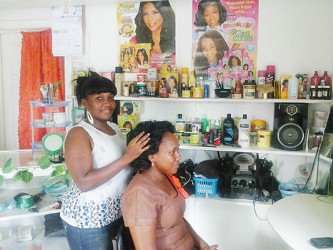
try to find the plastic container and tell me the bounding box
[193,177,219,198]
[265,65,275,98]
[176,114,186,133]
[136,82,147,96]
[257,130,271,148]
[222,114,235,145]
[115,66,123,96]
[288,75,298,99]
[278,183,300,198]
[238,114,250,148]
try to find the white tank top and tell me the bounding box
[60,121,131,228]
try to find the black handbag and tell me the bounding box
[174,159,195,195]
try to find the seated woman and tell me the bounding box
[121,120,218,250]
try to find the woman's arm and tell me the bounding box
[65,127,150,192]
[184,218,218,250]
[129,225,157,250]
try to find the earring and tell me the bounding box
[86,111,94,124]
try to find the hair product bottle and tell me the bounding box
[176,114,185,133]
[115,66,123,96]
[222,114,235,145]
[288,74,298,99]
[256,70,266,98]
[265,65,275,98]
[238,114,250,148]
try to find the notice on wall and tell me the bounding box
[192,0,259,79]
[51,5,83,56]
[117,1,176,71]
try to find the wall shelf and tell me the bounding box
[115,96,332,104]
[179,144,317,157]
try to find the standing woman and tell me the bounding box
[131,1,175,55]
[60,71,150,250]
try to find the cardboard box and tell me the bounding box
[295,73,308,99]
[117,114,139,131]
[280,75,291,99]
[159,71,179,97]
[119,101,142,115]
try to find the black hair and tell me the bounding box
[136,48,149,65]
[72,71,117,106]
[194,0,228,28]
[127,120,175,173]
[228,55,241,68]
[134,1,175,54]
[166,75,178,93]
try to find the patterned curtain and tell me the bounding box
[18,29,64,149]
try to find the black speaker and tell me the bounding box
[272,103,308,151]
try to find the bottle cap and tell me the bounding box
[181,67,188,74]
[115,67,123,73]
[258,70,266,77]
[266,65,275,73]
[243,114,247,119]
[178,114,182,119]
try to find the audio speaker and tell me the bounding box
[272,103,308,151]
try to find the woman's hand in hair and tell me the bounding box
[124,132,150,161]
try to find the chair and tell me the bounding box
[115,222,135,250]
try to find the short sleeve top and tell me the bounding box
[121,173,195,249]
[61,121,131,228]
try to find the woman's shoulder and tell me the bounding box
[67,122,89,136]
[125,174,161,195]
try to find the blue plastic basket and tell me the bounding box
[193,177,219,197]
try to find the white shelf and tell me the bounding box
[31,121,71,128]
[320,155,333,163]
[0,188,62,222]
[115,96,332,104]
[0,226,69,250]
[29,100,71,107]
[179,144,317,156]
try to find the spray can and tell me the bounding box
[257,70,266,98]
[265,65,275,98]
[115,67,123,96]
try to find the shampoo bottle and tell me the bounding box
[222,114,235,145]
[238,114,250,148]
[176,114,185,133]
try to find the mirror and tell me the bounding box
[42,132,64,163]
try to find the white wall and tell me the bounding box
[0,0,332,72]
[0,1,332,168]
[0,2,332,248]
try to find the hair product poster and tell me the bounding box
[192,0,259,79]
[117,1,176,71]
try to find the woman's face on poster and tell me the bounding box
[201,37,218,65]
[142,2,164,32]
[231,57,238,67]
[137,51,144,62]
[203,4,220,29]
[168,77,176,89]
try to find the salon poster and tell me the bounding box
[117,1,176,71]
[192,0,259,79]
